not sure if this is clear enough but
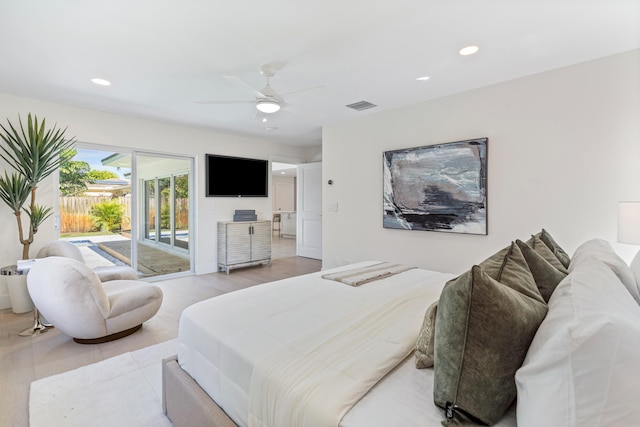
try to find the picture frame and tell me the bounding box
[383,138,488,235]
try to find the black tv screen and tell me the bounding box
[205,154,269,197]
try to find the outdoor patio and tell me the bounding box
[66,231,295,278]
[65,235,190,278]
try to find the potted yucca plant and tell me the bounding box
[0,113,75,260]
[0,113,75,331]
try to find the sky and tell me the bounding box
[74,148,130,180]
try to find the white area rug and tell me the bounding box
[29,339,178,427]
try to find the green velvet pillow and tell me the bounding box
[477,245,510,274]
[415,301,438,369]
[516,239,567,303]
[526,234,569,274]
[537,229,571,269]
[480,241,545,303]
[433,265,548,425]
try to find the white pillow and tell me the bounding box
[569,238,640,305]
[515,259,640,427]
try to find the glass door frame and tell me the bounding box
[142,171,190,254]
[134,150,195,278]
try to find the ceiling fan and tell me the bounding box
[196,64,325,116]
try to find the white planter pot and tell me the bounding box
[2,266,34,314]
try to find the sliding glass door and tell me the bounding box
[136,153,193,278]
[142,174,189,250]
[60,146,194,279]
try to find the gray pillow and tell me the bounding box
[433,265,548,425]
[538,229,571,269]
[516,239,567,303]
[415,301,438,369]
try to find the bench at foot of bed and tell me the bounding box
[162,356,238,427]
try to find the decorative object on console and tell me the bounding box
[383,138,487,235]
[233,209,258,222]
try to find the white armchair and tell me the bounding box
[37,240,138,281]
[27,256,163,343]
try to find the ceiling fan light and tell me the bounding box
[256,99,280,113]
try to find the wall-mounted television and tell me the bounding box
[205,154,269,197]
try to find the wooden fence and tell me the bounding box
[59,196,188,234]
[59,196,131,234]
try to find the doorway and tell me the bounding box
[136,153,193,277]
[271,162,297,259]
[297,162,322,260]
[59,146,194,279]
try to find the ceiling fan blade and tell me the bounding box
[223,75,267,98]
[194,100,254,105]
[281,85,328,101]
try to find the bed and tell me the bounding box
[163,233,640,427]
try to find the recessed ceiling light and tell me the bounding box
[416,76,431,81]
[91,78,111,86]
[262,117,268,123]
[280,171,286,175]
[459,45,479,56]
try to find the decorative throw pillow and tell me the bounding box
[526,234,569,274]
[433,265,548,425]
[538,229,571,269]
[480,241,544,303]
[477,244,510,274]
[415,301,438,369]
[516,239,567,303]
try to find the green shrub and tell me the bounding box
[90,200,123,232]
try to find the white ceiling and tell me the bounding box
[1,1,638,147]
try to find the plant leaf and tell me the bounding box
[0,172,31,212]
[24,204,53,233]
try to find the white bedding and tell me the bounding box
[177,261,516,427]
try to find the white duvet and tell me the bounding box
[178,262,515,427]
[248,266,447,427]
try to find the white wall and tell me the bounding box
[322,49,640,274]
[0,94,315,295]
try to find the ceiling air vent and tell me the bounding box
[346,101,377,111]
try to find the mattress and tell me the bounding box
[177,261,516,426]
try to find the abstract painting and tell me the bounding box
[383,138,487,235]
